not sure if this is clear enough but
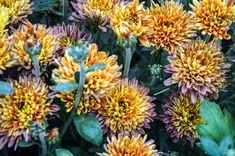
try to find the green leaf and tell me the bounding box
[0,81,13,95]
[73,114,103,146]
[85,64,106,73]
[200,137,220,156]
[32,0,56,12]
[17,140,35,148]
[51,83,79,93]
[197,100,234,143]
[219,135,234,154]
[55,149,73,156]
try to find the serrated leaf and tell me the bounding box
[85,64,106,73]
[17,140,35,148]
[219,135,234,154]
[32,0,56,12]
[73,114,103,146]
[197,101,234,143]
[55,149,73,156]
[200,138,220,156]
[51,83,79,92]
[0,81,13,95]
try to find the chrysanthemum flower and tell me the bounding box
[190,0,235,40]
[162,92,202,146]
[52,43,121,115]
[70,0,119,31]
[52,23,92,57]
[109,0,153,43]
[0,76,57,149]
[164,39,229,103]
[96,79,156,135]
[11,22,59,70]
[0,6,10,33]
[143,1,196,53]
[98,135,160,156]
[0,0,32,24]
[0,33,17,74]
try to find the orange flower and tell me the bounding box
[162,92,202,146]
[0,33,17,74]
[109,0,153,44]
[144,1,196,53]
[0,76,57,149]
[0,0,32,24]
[190,0,235,40]
[97,79,156,135]
[98,135,160,156]
[11,22,59,70]
[164,39,229,103]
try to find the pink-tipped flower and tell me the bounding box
[162,92,203,146]
[164,39,229,103]
[52,23,92,57]
[96,78,156,135]
[69,0,120,32]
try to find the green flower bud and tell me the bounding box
[67,41,89,63]
[117,35,137,48]
[24,43,42,56]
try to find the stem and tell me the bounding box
[52,62,85,151]
[149,76,157,87]
[123,47,132,78]
[39,133,47,156]
[205,34,211,43]
[154,88,170,96]
[63,0,68,24]
[31,55,41,77]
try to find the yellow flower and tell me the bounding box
[11,22,59,69]
[52,43,121,114]
[164,39,229,103]
[0,6,10,32]
[70,0,119,31]
[190,0,235,40]
[109,0,153,43]
[162,92,202,146]
[0,33,17,74]
[144,1,196,53]
[98,135,160,156]
[0,0,32,24]
[97,79,156,134]
[0,76,56,149]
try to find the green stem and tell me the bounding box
[52,62,85,151]
[154,88,170,96]
[31,55,41,77]
[149,76,157,87]
[63,0,68,23]
[39,132,47,156]
[123,47,132,78]
[205,34,211,43]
